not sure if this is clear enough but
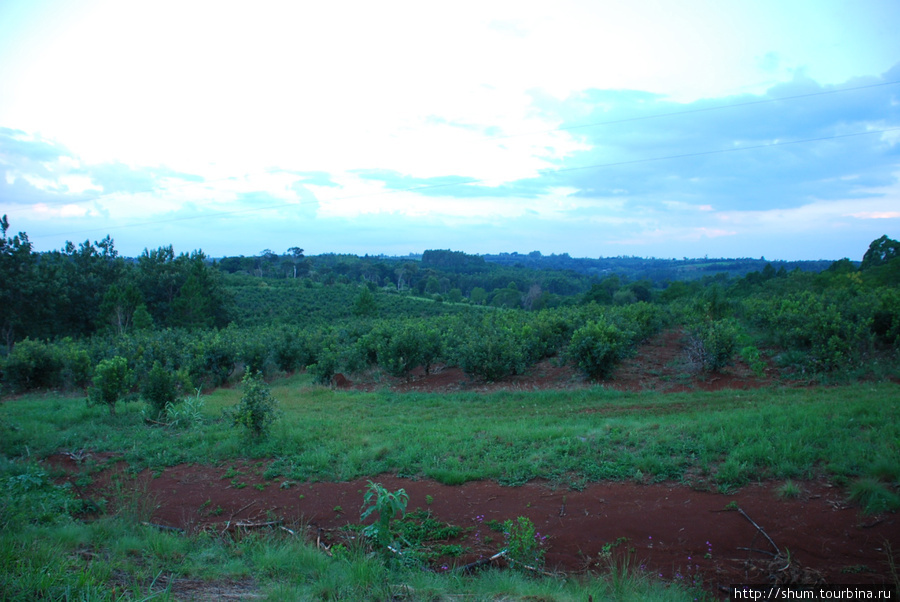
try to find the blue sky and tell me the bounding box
[1,0,898,260]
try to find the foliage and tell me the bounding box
[569,318,629,380]
[140,361,180,419]
[87,356,132,416]
[686,319,739,373]
[374,322,443,379]
[166,389,206,429]
[503,516,546,569]
[360,481,409,550]
[452,313,532,381]
[228,371,279,439]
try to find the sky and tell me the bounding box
[1,0,899,261]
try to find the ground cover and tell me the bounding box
[2,333,898,599]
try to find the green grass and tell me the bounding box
[3,378,899,492]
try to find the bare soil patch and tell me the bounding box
[47,454,898,596]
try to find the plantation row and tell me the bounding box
[4,279,900,406]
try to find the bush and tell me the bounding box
[686,319,738,373]
[88,356,132,416]
[569,319,629,380]
[228,371,279,439]
[503,516,546,569]
[1,339,62,391]
[453,316,530,381]
[141,361,179,419]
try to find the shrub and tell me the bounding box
[686,319,738,373]
[228,371,279,439]
[1,339,62,391]
[166,389,205,429]
[569,319,629,380]
[360,481,409,550]
[503,516,546,569]
[141,361,179,419]
[87,356,132,416]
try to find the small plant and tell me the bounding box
[87,356,132,416]
[740,345,767,378]
[425,495,433,505]
[848,477,900,514]
[360,481,409,550]
[228,371,279,439]
[166,388,205,429]
[503,516,546,569]
[777,480,802,499]
[141,361,179,419]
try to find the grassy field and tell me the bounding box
[2,378,899,600]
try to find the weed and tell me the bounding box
[360,481,409,550]
[848,478,900,514]
[503,516,546,569]
[777,480,802,499]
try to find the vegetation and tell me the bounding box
[1,218,898,598]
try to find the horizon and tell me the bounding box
[1,1,898,261]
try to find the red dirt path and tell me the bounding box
[48,455,898,596]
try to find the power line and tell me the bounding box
[28,125,900,242]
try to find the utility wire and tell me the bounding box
[28,125,900,242]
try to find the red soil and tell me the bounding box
[43,331,898,597]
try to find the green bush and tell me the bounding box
[1,339,62,391]
[569,319,629,380]
[453,315,530,381]
[140,361,179,419]
[686,319,738,373]
[503,516,546,569]
[228,371,279,439]
[87,356,132,416]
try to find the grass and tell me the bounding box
[4,377,898,492]
[1,377,898,599]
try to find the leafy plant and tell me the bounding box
[360,481,409,550]
[88,356,132,416]
[228,371,279,439]
[166,388,205,429]
[141,361,179,419]
[503,516,546,569]
[569,318,629,380]
[686,319,738,373]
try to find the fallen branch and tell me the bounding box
[234,519,283,530]
[222,500,258,535]
[737,507,780,556]
[458,550,507,573]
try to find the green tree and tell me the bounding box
[229,371,279,439]
[88,356,132,416]
[353,286,378,317]
[0,216,40,351]
[861,235,900,270]
[141,361,179,419]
